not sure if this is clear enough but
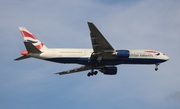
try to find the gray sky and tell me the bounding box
[0,0,180,109]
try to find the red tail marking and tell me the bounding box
[20,30,37,39]
[35,43,44,49]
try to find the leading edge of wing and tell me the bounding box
[55,65,91,75]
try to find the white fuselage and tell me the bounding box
[28,48,169,65]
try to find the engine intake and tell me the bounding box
[100,67,117,75]
[116,50,129,58]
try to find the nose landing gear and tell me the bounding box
[155,63,159,71]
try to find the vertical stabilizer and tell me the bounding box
[19,27,48,51]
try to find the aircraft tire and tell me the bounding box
[87,73,91,77]
[94,71,98,75]
[155,68,158,71]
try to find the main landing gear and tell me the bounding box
[155,63,159,71]
[87,70,98,77]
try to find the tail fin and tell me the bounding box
[19,27,48,51]
[14,27,47,61]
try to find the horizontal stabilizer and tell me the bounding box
[24,42,42,53]
[14,56,30,61]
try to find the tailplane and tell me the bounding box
[14,42,41,60]
[14,55,30,60]
[24,42,42,53]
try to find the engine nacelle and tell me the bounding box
[100,67,117,75]
[116,50,129,58]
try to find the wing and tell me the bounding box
[56,23,116,75]
[55,65,91,75]
[87,22,116,60]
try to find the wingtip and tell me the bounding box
[54,73,61,75]
[87,22,94,28]
[87,22,93,24]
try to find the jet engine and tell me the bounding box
[116,50,129,58]
[100,67,117,75]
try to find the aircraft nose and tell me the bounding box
[164,55,169,61]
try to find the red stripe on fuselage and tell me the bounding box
[145,50,159,54]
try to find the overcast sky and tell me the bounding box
[0,0,180,109]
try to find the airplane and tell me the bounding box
[15,22,169,77]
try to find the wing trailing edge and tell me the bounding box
[55,65,91,75]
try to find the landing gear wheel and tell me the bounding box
[90,73,94,76]
[87,71,98,77]
[94,71,98,75]
[155,64,159,71]
[155,68,158,71]
[87,72,91,77]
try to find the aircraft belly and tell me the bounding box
[44,57,89,64]
[100,58,166,65]
[44,57,166,65]
[119,58,166,64]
